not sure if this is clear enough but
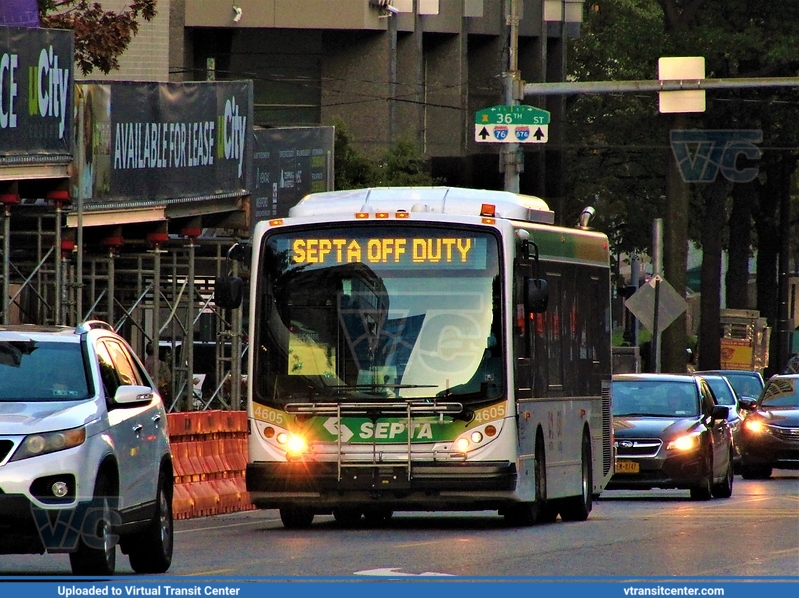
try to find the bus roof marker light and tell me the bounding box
[376,212,389,219]
[355,212,370,219]
[480,203,496,217]
[396,211,409,219]
[269,219,283,227]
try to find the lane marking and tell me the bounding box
[355,568,453,577]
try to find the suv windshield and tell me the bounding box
[254,224,503,407]
[0,341,90,401]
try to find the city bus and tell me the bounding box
[216,186,613,528]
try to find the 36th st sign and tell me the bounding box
[474,105,550,144]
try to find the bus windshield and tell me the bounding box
[254,224,503,407]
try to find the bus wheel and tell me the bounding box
[504,432,546,526]
[560,431,593,522]
[333,508,362,526]
[280,507,314,529]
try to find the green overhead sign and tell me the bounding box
[474,105,550,144]
[475,105,551,126]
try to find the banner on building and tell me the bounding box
[73,80,253,204]
[0,26,73,160]
[0,0,40,28]
[251,126,334,227]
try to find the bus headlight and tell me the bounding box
[286,434,307,454]
[452,421,503,454]
[274,431,308,456]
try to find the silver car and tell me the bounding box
[0,322,173,575]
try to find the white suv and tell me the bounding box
[0,321,173,575]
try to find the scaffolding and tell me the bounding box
[0,199,248,412]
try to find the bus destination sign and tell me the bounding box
[284,236,488,270]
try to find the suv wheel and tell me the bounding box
[127,470,174,573]
[69,473,117,576]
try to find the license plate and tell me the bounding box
[616,460,640,474]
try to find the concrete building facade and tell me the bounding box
[101,0,585,199]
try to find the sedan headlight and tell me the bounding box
[666,432,701,452]
[10,427,86,462]
[743,418,767,434]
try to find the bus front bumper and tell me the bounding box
[245,460,517,509]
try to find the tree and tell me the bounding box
[567,0,799,372]
[38,0,157,75]
[333,118,440,190]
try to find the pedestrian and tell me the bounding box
[145,341,172,400]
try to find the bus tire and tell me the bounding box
[560,430,593,522]
[280,507,314,529]
[504,431,546,526]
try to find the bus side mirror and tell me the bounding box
[525,278,548,314]
[215,276,243,309]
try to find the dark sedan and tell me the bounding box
[694,369,764,401]
[738,374,799,479]
[609,373,734,500]
[696,374,745,472]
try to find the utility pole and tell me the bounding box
[501,0,522,193]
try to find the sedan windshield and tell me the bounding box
[612,381,699,417]
[722,373,763,399]
[254,224,503,407]
[0,341,90,401]
[705,378,736,407]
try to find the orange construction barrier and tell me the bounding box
[168,410,254,518]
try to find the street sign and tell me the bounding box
[624,275,687,334]
[474,105,550,144]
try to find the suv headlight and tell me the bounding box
[10,426,86,462]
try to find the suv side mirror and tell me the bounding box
[114,385,154,406]
[711,405,730,421]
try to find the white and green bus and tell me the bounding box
[216,186,613,528]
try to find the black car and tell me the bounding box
[695,374,745,472]
[694,369,764,401]
[608,373,734,500]
[738,374,799,479]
